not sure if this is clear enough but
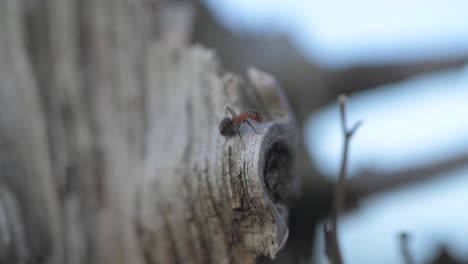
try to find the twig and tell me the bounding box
[324,95,362,264]
[399,232,414,264]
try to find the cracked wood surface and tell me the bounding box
[0,0,297,263]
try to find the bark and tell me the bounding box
[0,0,296,263]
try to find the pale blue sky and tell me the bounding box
[204,0,468,67]
[305,65,468,178]
[315,166,468,263]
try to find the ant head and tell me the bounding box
[219,117,236,136]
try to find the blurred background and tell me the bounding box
[192,0,468,263]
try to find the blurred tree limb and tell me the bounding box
[349,152,468,197]
[399,233,414,264]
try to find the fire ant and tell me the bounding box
[219,106,283,148]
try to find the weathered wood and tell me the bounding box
[0,0,296,263]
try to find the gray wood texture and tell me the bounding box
[0,0,297,263]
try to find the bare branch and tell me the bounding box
[324,95,361,264]
[348,120,363,138]
[338,95,348,137]
[399,232,414,264]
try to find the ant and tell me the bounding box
[219,106,283,148]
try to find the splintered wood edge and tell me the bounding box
[253,72,296,257]
[224,67,297,259]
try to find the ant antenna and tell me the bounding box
[226,106,237,117]
[259,111,284,117]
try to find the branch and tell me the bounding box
[349,152,468,197]
[399,232,414,264]
[324,95,361,264]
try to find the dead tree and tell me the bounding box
[0,0,297,263]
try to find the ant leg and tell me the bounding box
[226,106,237,117]
[235,128,246,149]
[244,119,260,135]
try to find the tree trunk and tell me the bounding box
[0,0,297,263]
